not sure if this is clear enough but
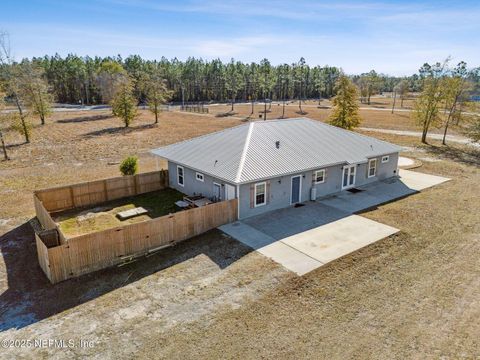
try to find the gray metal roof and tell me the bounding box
[151,118,403,184]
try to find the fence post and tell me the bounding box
[103,179,108,201]
[69,186,75,208]
[133,174,139,195]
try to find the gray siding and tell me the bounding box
[167,161,237,201]
[238,152,398,219]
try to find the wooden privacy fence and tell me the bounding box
[35,198,238,283]
[35,170,169,213]
[33,170,238,283]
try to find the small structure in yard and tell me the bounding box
[116,207,148,220]
[33,170,237,283]
[151,117,402,219]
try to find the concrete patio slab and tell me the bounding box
[243,202,350,240]
[219,221,276,250]
[220,219,324,275]
[281,215,399,265]
[257,242,323,275]
[398,169,450,191]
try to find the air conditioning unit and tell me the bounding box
[310,187,317,201]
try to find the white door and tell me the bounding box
[225,184,235,200]
[342,165,356,189]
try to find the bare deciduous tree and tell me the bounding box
[0,31,31,143]
[17,62,53,125]
[0,89,9,160]
[412,60,449,144]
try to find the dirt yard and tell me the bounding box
[0,108,479,359]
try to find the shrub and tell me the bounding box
[119,156,138,176]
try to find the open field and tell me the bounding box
[208,100,463,134]
[0,109,479,358]
[53,188,184,237]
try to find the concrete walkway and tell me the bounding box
[320,169,450,213]
[220,170,450,276]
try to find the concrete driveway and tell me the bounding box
[220,202,399,275]
[220,170,449,275]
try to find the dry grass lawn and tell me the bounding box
[0,107,479,359]
[209,98,462,134]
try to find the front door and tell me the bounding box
[342,165,356,189]
[291,175,302,204]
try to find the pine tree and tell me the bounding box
[328,75,361,130]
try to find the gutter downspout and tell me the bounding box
[236,184,240,220]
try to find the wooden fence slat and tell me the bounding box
[35,233,52,282]
[35,170,168,213]
[33,194,57,230]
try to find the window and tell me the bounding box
[196,172,204,182]
[368,159,377,178]
[314,169,326,184]
[177,166,184,186]
[382,156,389,163]
[254,182,266,207]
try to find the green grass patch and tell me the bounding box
[55,188,185,238]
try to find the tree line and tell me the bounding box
[1,30,480,161]
[329,59,480,145]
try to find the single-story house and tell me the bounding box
[151,118,402,219]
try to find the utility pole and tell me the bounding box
[263,91,267,121]
[391,90,396,114]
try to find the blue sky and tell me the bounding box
[1,0,479,75]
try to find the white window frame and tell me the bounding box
[314,169,326,184]
[368,159,377,178]
[195,172,204,182]
[254,182,267,207]
[177,165,184,186]
[382,155,390,163]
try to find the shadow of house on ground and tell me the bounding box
[0,223,251,332]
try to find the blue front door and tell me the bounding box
[291,176,301,204]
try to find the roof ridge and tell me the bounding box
[235,122,254,183]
